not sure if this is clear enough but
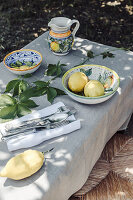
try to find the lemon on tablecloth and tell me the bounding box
[0,149,44,180]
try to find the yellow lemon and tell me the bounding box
[84,80,104,97]
[0,149,44,180]
[50,41,60,52]
[68,72,88,92]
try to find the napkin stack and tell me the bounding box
[0,102,81,152]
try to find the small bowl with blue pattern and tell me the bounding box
[62,64,120,104]
[4,49,42,75]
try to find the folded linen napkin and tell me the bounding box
[0,102,81,151]
[0,102,65,137]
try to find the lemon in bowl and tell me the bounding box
[62,64,120,104]
[68,72,88,92]
[84,80,104,97]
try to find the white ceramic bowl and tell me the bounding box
[4,49,42,75]
[62,64,120,104]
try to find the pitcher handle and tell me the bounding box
[71,20,80,38]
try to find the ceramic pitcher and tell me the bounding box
[48,17,80,55]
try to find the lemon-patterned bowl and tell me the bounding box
[4,49,42,75]
[62,64,120,104]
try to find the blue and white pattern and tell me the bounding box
[5,50,42,68]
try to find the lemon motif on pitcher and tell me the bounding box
[50,41,60,52]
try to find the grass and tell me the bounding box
[0,0,133,61]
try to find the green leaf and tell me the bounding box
[0,94,16,107]
[60,64,67,67]
[0,118,13,123]
[46,64,57,76]
[12,80,29,97]
[34,81,49,88]
[47,87,57,103]
[19,80,29,94]
[101,51,115,59]
[21,99,38,108]
[31,87,47,96]
[0,105,17,119]
[18,75,22,79]
[23,74,32,78]
[4,79,20,93]
[13,81,20,96]
[45,62,65,77]
[56,66,62,76]
[56,61,60,67]
[19,87,47,102]
[87,50,94,58]
[53,88,66,96]
[17,104,31,117]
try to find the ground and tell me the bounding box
[0,0,133,62]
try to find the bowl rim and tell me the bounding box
[3,49,43,71]
[62,64,120,100]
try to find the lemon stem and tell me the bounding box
[42,147,54,155]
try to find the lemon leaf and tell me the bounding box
[23,74,32,78]
[47,87,57,103]
[34,81,49,88]
[17,104,31,117]
[87,50,94,58]
[4,79,20,93]
[45,64,57,76]
[20,100,38,108]
[12,80,29,97]
[13,81,20,96]
[0,105,17,120]
[45,62,66,77]
[19,80,29,94]
[19,87,46,102]
[101,51,115,59]
[0,94,16,107]
[53,88,66,96]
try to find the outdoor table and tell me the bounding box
[0,32,133,200]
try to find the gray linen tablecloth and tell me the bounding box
[0,32,133,200]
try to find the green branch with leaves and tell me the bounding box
[75,47,129,67]
[0,72,66,122]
